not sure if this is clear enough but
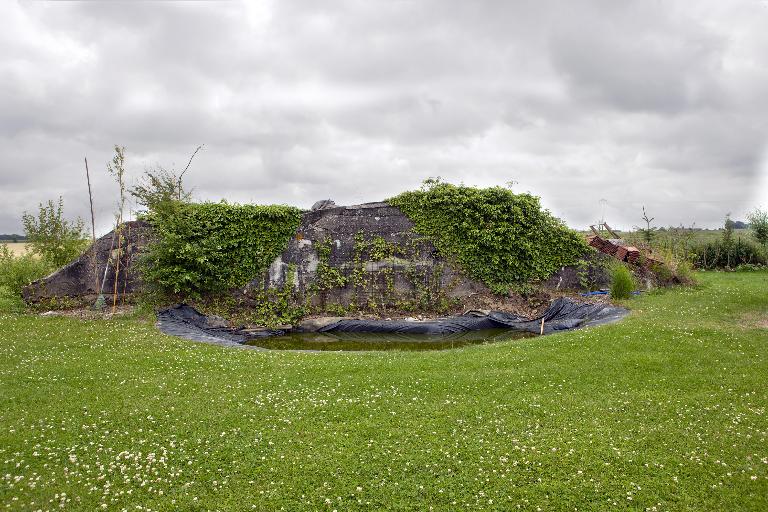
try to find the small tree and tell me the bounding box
[722,213,735,248]
[747,207,768,251]
[22,197,88,268]
[106,145,128,311]
[130,165,192,213]
[636,206,656,244]
[129,145,200,215]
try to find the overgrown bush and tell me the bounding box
[22,197,88,268]
[747,208,768,251]
[0,245,53,297]
[734,263,765,272]
[388,180,589,293]
[139,201,302,298]
[674,260,696,285]
[609,263,635,300]
[692,238,766,269]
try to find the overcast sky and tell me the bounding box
[1,0,767,235]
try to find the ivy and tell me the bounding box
[139,201,302,298]
[314,237,347,291]
[388,181,589,293]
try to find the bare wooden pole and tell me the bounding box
[85,157,98,291]
[112,222,121,313]
[121,221,131,305]
[177,145,203,200]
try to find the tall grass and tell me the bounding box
[0,244,53,310]
[609,263,635,299]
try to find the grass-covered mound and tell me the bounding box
[1,272,766,510]
[141,202,302,297]
[389,181,589,293]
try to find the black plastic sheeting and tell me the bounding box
[156,298,627,346]
[156,304,284,347]
[319,298,627,335]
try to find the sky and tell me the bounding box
[1,0,767,236]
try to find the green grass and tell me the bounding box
[0,285,25,314]
[1,272,767,511]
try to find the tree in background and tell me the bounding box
[21,197,88,268]
[747,207,768,251]
[722,213,735,247]
[637,206,656,244]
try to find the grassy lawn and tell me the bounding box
[1,272,766,511]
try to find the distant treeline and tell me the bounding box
[0,234,26,241]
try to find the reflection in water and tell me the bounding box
[243,329,535,351]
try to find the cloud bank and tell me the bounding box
[1,0,767,234]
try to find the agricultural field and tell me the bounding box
[1,271,766,510]
[0,242,31,257]
[583,228,752,245]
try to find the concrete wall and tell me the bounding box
[22,201,603,304]
[22,220,151,302]
[245,202,487,307]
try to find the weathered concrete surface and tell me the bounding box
[246,202,487,306]
[22,220,151,302]
[542,251,613,291]
[23,201,600,304]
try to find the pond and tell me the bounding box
[242,329,535,351]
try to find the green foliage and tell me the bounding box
[139,201,302,298]
[722,213,735,248]
[674,260,696,285]
[314,237,347,291]
[609,263,635,300]
[0,245,53,307]
[734,263,765,272]
[197,265,306,328]
[575,259,590,290]
[693,237,766,269]
[130,165,193,213]
[747,207,768,250]
[651,262,673,284]
[388,180,589,293]
[637,206,656,244]
[21,197,88,268]
[312,230,457,315]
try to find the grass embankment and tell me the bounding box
[1,272,766,511]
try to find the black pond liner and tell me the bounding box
[156,298,628,351]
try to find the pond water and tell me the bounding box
[243,328,535,351]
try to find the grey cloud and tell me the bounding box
[1,0,767,236]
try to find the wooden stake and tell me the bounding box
[121,221,131,305]
[540,318,545,335]
[85,157,97,291]
[112,222,121,314]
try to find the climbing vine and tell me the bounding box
[388,180,589,293]
[139,201,302,297]
[314,237,347,291]
[314,231,458,315]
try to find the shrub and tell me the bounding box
[22,197,88,268]
[139,201,302,298]
[692,238,766,269]
[388,180,589,293]
[675,260,697,284]
[610,263,635,300]
[734,263,765,272]
[0,245,53,297]
[747,208,768,251]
